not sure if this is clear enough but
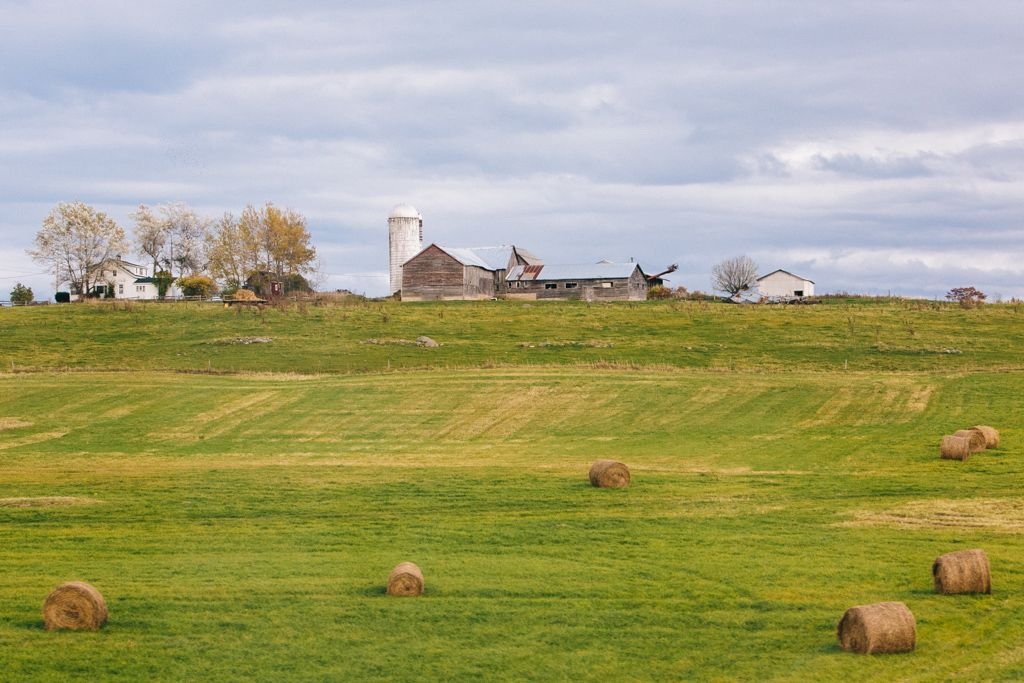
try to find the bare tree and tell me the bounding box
[131,204,170,275]
[162,202,209,277]
[711,255,759,297]
[28,202,128,297]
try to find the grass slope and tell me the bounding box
[0,364,1022,681]
[1,300,1023,680]
[2,298,1024,373]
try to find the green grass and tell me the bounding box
[0,300,1023,680]
[2,298,1024,374]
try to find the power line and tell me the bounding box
[0,271,50,280]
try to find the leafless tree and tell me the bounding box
[711,255,759,297]
[29,202,128,297]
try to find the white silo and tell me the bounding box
[388,204,423,295]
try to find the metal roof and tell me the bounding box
[757,269,815,284]
[434,245,510,270]
[507,262,642,282]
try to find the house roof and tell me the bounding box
[757,269,815,284]
[507,262,643,282]
[88,257,145,271]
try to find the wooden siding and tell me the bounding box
[505,268,648,301]
[402,245,499,301]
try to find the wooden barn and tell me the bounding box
[505,262,650,301]
[401,244,542,301]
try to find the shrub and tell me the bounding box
[55,291,71,304]
[647,285,672,300]
[946,286,986,308]
[177,275,217,298]
[9,282,33,305]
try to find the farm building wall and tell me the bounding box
[758,271,815,298]
[401,246,465,301]
[506,269,647,301]
[401,245,499,300]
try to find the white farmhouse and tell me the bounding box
[756,269,815,299]
[72,257,161,300]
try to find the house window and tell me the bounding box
[564,282,578,289]
[601,282,613,288]
[794,290,803,297]
[118,284,124,294]
[544,283,557,290]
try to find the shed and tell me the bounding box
[756,269,815,299]
[505,262,649,301]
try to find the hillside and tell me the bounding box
[2,298,1024,374]
[1,299,1022,681]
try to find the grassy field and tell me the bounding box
[0,300,1022,681]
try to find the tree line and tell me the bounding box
[28,201,318,299]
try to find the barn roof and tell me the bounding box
[434,245,513,270]
[507,262,643,282]
[757,269,815,284]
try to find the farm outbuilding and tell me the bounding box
[757,269,815,300]
[400,244,542,301]
[505,262,650,301]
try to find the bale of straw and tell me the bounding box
[837,601,916,654]
[953,429,986,453]
[387,562,424,597]
[43,582,108,631]
[933,549,991,594]
[589,460,630,488]
[940,435,971,461]
[972,425,1000,449]
[232,289,258,301]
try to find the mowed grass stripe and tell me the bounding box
[0,368,1022,681]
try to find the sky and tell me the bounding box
[2,1,1023,300]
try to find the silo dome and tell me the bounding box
[389,204,421,219]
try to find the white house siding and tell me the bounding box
[757,270,815,298]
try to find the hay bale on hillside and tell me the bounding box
[589,460,630,488]
[953,429,986,453]
[837,601,916,654]
[972,425,1000,449]
[387,562,424,597]
[939,435,971,461]
[933,549,991,594]
[43,582,108,631]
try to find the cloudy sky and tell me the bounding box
[2,1,1023,299]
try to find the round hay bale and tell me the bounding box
[43,582,108,631]
[940,435,971,461]
[972,425,1000,449]
[837,601,916,654]
[589,460,630,488]
[387,562,424,597]
[953,429,986,453]
[933,549,991,594]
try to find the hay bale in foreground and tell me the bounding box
[43,582,108,631]
[837,601,916,654]
[953,428,987,453]
[972,425,1000,449]
[940,435,971,460]
[589,460,630,488]
[933,549,991,594]
[387,562,424,597]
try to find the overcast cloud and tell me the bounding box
[2,1,1023,299]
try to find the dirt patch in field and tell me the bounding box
[841,498,1024,532]
[0,496,101,508]
[0,418,32,431]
